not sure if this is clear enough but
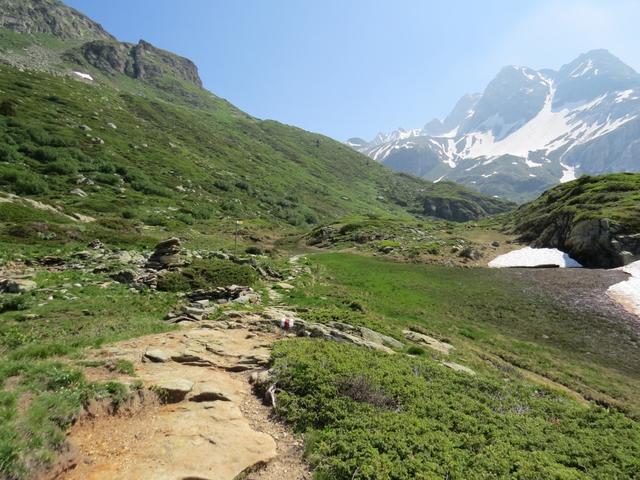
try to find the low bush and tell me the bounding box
[0,295,28,313]
[156,258,257,292]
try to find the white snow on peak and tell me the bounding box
[615,89,636,103]
[517,66,537,81]
[457,84,637,161]
[607,260,640,317]
[570,59,598,78]
[73,71,93,81]
[489,247,582,268]
[525,159,543,168]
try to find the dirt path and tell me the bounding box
[61,309,311,480]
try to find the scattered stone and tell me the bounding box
[154,378,194,403]
[143,348,171,363]
[110,270,136,284]
[275,282,295,290]
[459,246,482,261]
[106,122,117,129]
[79,124,92,131]
[403,330,454,354]
[1,278,37,293]
[188,285,258,303]
[39,255,65,266]
[442,361,476,375]
[72,212,96,223]
[491,240,501,247]
[70,188,88,197]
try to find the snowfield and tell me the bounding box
[489,247,582,268]
[73,71,93,81]
[607,260,640,317]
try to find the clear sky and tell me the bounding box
[66,0,640,141]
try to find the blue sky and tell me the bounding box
[66,0,640,141]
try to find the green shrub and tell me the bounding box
[156,258,257,292]
[0,295,28,313]
[0,99,16,116]
[42,159,77,175]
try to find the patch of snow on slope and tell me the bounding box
[489,247,582,268]
[525,159,542,168]
[433,175,446,183]
[570,59,595,78]
[607,260,640,317]
[73,71,93,81]
[559,162,577,183]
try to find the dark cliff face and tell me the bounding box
[63,39,203,88]
[0,0,114,41]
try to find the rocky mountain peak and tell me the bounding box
[554,49,640,106]
[0,0,114,41]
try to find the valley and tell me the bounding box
[0,1,639,479]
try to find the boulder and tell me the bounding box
[2,278,37,293]
[146,237,181,269]
[143,348,171,363]
[154,378,194,403]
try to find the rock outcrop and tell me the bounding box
[66,39,203,88]
[0,0,114,41]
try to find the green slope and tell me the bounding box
[0,65,512,248]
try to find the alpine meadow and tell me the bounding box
[0,1,640,479]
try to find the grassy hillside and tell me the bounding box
[0,62,513,251]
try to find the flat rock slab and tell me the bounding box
[65,401,276,480]
[442,361,476,375]
[403,330,454,355]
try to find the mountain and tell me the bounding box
[0,0,513,249]
[350,50,640,202]
[505,173,640,268]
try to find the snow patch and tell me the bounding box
[489,247,582,268]
[73,71,93,81]
[559,162,576,183]
[607,261,640,317]
[525,159,543,168]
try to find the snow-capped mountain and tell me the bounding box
[350,50,640,201]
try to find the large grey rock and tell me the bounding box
[2,278,37,293]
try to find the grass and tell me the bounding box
[284,253,640,417]
[271,340,640,480]
[266,252,640,478]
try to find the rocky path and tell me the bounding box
[62,309,311,480]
